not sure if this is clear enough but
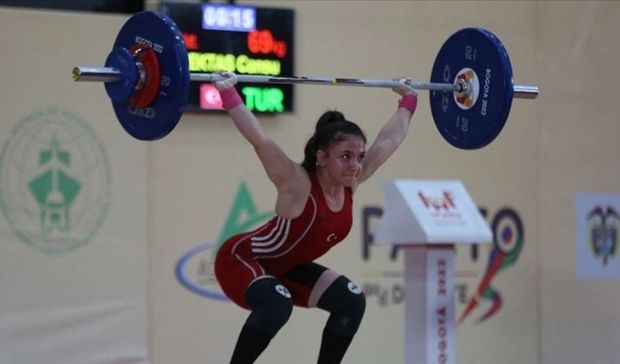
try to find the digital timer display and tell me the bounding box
[162,3,295,113]
[202,4,256,32]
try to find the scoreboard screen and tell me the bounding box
[161,3,295,113]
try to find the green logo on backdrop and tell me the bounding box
[0,109,112,256]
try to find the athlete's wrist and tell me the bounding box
[219,87,243,110]
[398,94,417,114]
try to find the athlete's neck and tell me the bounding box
[315,170,344,200]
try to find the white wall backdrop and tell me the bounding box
[0,9,149,364]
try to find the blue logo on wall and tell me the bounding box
[176,242,229,301]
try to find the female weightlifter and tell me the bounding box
[213,71,417,363]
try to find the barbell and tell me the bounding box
[72,11,538,149]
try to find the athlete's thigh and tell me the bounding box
[281,262,342,307]
[215,250,267,309]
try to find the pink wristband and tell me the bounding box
[219,87,243,110]
[398,94,418,113]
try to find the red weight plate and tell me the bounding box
[129,44,161,108]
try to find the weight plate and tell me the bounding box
[111,11,189,141]
[104,47,139,103]
[430,28,514,149]
[128,44,161,108]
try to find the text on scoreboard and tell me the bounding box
[162,3,295,113]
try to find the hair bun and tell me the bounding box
[316,110,346,131]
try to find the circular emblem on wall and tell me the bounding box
[0,109,112,256]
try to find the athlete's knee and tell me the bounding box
[317,276,366,335]
[244,278,293,337]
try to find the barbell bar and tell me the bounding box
[73,66,539,98]
[72,11,539,148]
[74,66,463,93]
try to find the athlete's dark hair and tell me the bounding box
[301,111,366,172]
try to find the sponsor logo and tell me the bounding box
[275,284,291,298]
[347,281,362,294]
[458,208,524,323]
[361,206,524,323]
[175,242,229,301]
[418,190,463,219]
[0,109,112,256]
[586,206,618,266]
[575,193,620,278]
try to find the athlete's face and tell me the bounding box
[317,135,366,187]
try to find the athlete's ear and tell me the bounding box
[316,149,327,168]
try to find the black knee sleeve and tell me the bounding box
[244,278,293,338]
[317,276,366,336]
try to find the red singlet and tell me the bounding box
[214,172,353,308]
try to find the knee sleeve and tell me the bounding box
[317,276,366,336]
[244,278,293,338]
